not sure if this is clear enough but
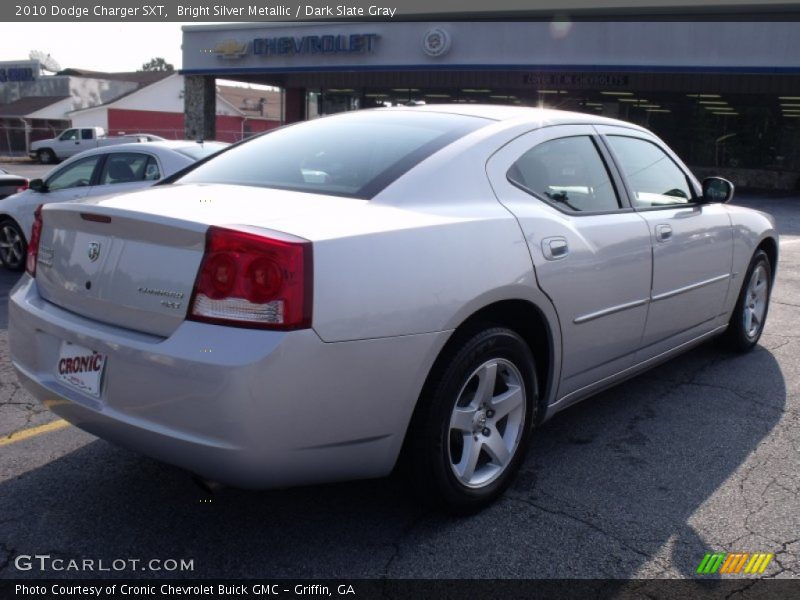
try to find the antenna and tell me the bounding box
[28,50,61,73]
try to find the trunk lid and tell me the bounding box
[35,206,207,337]
[34,184,363,336]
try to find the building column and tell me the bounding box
[184,75,216,141]
[283,88,307,123]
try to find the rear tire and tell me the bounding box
[0,219,27,271]
[38,149,55,164]
[404,326,537,514]
[722,249,772,353]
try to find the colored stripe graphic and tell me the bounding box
[720,553,749,573]
[745,553,773,574]
[697,553,726,574]
[697,552,773,575]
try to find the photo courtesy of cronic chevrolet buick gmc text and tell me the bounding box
[8,106,777,512]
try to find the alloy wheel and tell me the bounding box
[744,264,768,339]
[0,223,25,269]
[448,358,526,489]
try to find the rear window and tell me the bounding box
[175,111,488,199]
[174,142,228,161]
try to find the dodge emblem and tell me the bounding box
[87,242,101,262]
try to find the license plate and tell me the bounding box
[56,341,106,398]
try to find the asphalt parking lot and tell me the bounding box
[0,186,798,582]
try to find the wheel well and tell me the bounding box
[0,214,23,230]
[436,300,553,423]
[757,237,778,281]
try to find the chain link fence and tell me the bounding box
[0,122,65,156]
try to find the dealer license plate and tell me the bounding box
[56,341,106,398]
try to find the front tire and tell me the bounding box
[722,249,772,352]
[37,149,55,164]
[405,326,537,513]
[0,219,27,271]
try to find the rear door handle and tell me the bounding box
[655,224,673,242]
[542,236,569,260]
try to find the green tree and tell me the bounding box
[139,57,174,72]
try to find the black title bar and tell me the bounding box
[3,579,800,600]
[5,1,800,22]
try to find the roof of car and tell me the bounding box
[107,140,227,152]
[389,103,649,131]
[66,140,227,158]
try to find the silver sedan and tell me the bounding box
[8,106,777,512]
[0,140,227,271]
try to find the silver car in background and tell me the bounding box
[8,106,777,512]
[0,167,29,199]
[0,140,228,271]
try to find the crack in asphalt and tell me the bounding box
[679,382,789,416]
[760,339,793,352]
[723,579,760,600]
[772,300,800,309]
[763,536,800,579]
[0,406,54,441]
[380,510,431,581]
[762,332,800,339]
[505,495,671,577]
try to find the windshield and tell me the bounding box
[175,111,489,199]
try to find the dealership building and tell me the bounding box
[181,21,800,188]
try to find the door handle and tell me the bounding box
[542,236,569,260]
[655,224,673,242]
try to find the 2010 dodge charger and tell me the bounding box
[8,106,777,512]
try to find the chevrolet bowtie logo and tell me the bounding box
[214,40,248,60]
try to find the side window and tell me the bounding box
[606,136,694,208]
[507,136,620,212]
[99,153,151,185]
[143,156,161,181]
[58,129,78,141]
[81,129,94,140]
[46,156,101,191]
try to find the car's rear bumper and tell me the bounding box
[9,275,449,488]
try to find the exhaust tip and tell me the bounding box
[192,475,224,494]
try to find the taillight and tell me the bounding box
[16,183,28,193]
[26,204,43,276]
[188,226,312,330]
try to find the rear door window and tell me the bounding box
[507,136,621,212]
[98,153,154,185]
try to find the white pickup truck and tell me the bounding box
[29,127,158,164]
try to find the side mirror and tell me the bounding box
[29,178,47,193]
[702,177,734,204]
